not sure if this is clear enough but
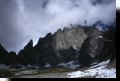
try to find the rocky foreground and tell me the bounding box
[0,59,116,78]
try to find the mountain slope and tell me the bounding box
[0,25,116,69]
[17,26,116,67]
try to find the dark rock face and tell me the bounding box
[0,44,9,64]
[79,28,104,66]
[79,27,116,66]
[17,33,59,66]
[96,28,116,62]
[33,33,59,66]
[8,52,17,65]
[0,44,17,65]
[17,40,34,65]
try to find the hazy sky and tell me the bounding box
[0,0,116,53]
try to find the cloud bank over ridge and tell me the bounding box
[0,0,116,53]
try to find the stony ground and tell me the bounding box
[17,72,69,78]
[0,67,88,78]
[0,60,116,78]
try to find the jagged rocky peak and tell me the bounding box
[0,44,17,65]
[0,44,8,64]
[17,39,34,65]
[18,39,33,55]
[36,33,52,45]
[4,25,115,67]
[0,43,8,55]
[46,33,52,37]
[24,39,33,49]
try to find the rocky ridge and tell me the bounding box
[0,26,116,68]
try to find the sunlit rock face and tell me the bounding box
[52,27,88,62]
[53,27,87,50]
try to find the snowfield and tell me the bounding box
[44,63,51,68]
[67,60,116,78]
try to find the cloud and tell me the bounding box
[0,0,116,53]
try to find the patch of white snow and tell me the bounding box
[90,60,110,69]
[67,60,116,78]
[98,36,103,38]
[58,61,80,69]
[44,63,51,68]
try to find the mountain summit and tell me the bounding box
[0,26,116,68]
[17,26,116,67]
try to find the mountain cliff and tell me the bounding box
[0,26,116,68]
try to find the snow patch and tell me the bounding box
[44,63,51,68]
[67,60,116,78]
[90,62,97,66]
[90,60,110,69]
[98,36,103,38]
[58,61,80,69]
